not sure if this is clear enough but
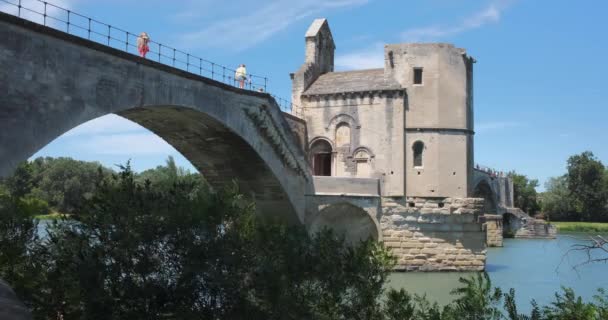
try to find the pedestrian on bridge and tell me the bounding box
[235,64,247,89]
[137,32,150,58]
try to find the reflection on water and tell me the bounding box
[388,234,608,310]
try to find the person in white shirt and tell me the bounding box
[235,64,247,89]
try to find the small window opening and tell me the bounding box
[438,203,445,208]
[413,141,424,167]
[413,68,423,85]
[409,202,415,208]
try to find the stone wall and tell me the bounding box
[504,209,557,239]
[380,197,486,271]
[282,112,308,153]
[301,92,406,197]
[481,214,503,247]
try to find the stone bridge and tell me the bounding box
[472,168,514,215]
[473,168,556,241]
[0,12,314,224]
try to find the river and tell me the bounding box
[388,234,608,310]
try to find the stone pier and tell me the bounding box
[380,197,486,271]
[481,214,503,247]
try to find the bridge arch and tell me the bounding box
[472,179,498,214]
[0,15,312,223]
[308,201,380,245]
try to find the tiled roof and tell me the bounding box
[302,69,402,95]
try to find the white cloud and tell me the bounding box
[78,133,177,155]
[476,121,523,132]
[401,1,510,41]
[0,0,75,28]
[176,0,369,51]
[62,114,146,137]
[335,43,385,70]
[335,1,513,69]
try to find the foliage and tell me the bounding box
[442,272,503,320]
[566,151,608,221]
[0,185,41,304]
[4,161,35,199]
[542,287,597,320]
[542,176,577,221]
[28,157,114,214]
[136,155,204,193]
[542,151,608,222]
[552,221,608,233]
[508,171,541,216]
[0,156,203,218]
[2,160,608,319]
[3,165,397,319]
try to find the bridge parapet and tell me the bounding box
[0,0,306,117]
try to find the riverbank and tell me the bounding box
[552,221,608,233]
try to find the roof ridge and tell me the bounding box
[326,68,384,74]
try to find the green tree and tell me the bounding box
[137,156,204,193]
[5,162,34,199]
[11,165,396,319]
[508,171,541,216]
[566,151,608,221]
[441,273,503,320]
[542,287,597,320]
[542,175,577,221]
[0,186,41,305]
[29,157,114,214]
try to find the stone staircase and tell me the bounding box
[505,208,557,239]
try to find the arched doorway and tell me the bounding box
[473,181,497,214]
[310,139,332,176]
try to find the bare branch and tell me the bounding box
[560,234,608,272]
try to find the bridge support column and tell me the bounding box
[480,214,503,247]
[380,197,486,271]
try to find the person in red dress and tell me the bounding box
[137,32,150,58]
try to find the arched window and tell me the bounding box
[412,141,424,167]
[310,139,332,176]
[335,123,351,147]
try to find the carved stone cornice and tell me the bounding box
[244,105,310,180]
[301,89,404,101]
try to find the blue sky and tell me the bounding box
[5,0,607,190]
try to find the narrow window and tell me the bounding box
[413,68,423,85]
[413,141,424,167]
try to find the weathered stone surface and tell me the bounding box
[0,12,312,224]
[379,197,486,271]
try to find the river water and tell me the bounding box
[388,234,608,309]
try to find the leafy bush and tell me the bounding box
[1,164,607,319]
